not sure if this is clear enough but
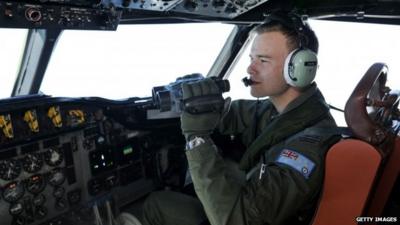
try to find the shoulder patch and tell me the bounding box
[276,149,315,179]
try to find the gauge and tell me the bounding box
[68,109,85,126]
[44,147,63,166]
[32,194,46,206]
[35,206,48,219]
[3,181,25,203]
[55,198,67,211]
[9,202,24,215]
[21,153,43,173]
[11,216,25,225]
[26,175,46,194]
[48,168,65,186]
[0,159,22,180]
[53,186,65,198]
[83,138,94,150]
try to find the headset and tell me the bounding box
[265,12,318,88]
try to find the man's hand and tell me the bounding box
[180,78,228,141]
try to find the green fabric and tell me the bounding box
[181,110,221,140]
[218,83,320,149]
[186,140,243,225]
[180,78,224,140]
[142,191,207,225]
[186,85,340,225]
[239,90,330,171]
[234,124,341,225]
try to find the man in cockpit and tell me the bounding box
[137,11,341,225]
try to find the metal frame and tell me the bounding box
[12,29,62,96]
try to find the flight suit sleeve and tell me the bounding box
[186,131,335,225]
[230,145,324,225]
[218,100,258,135]
[186,140,243,225]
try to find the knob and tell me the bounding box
[67,189,81,205]
[83,138,94,150]
[53,187,65,198]
[104,175,117,190]
[88,179,102,196]
[225,3,237,14]
[184,0,197,11]
[55,198,67,211]
[12,216,26,225]
[212,0,225,8]
[33,194,46,206]
[35,206,48,219]
[9,202,24,216]
[122,0,131,7]
[25,8,42,22]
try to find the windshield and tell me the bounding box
[7,21,400,126]
[41,23,234,99]
[0,28,28,98]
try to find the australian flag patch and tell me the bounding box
[276,149,315,179]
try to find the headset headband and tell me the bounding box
[263,12,308,48]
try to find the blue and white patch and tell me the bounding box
[276,149,315,179]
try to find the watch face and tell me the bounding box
[187,136,206,150]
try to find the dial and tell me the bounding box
[9,202,24,215]
[55,198,67,211]
[83,138,94,150]
[44,148,63,166]
[32,194,46,206]
[11,216,25,225]
[21,153,43,173]
[26,175,46,194]
[48,168,65,186]
[35,206,48,219]
[244,0,258,7]
[3,181,25,202]
[53,186,65,198]
[0,159,22,180]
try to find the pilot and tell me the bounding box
[133,11,341,225]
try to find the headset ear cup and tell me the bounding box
[283,48,318,88]
[284,49,298,87]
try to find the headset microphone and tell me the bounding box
[242,77,254,87]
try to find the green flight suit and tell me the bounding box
[185,84,340,225]
[142,84,340,225]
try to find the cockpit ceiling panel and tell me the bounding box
[102,0,270,19]
[2,0,400,28]
[170,0,269,19]
[0,2,121,30]
[103,0,183,11]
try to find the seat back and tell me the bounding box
[312,63,400,225]
[367,137,400,217]
[311,139,381,225]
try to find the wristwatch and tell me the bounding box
[186,136,206,150]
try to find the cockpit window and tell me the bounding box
[0,28,28,98]
[228,20,400,126]
[41,23,234,99]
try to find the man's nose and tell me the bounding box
[247,62,257,75]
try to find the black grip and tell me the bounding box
[182,79,229,114]
[183,95,224,114]
[213,78,230,93]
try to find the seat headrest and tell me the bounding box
[344,63,399,146]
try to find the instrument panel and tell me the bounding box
[0,0,269,31]
[0,2,121,30]
[0,95,185,225]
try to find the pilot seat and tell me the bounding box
[311,63,400,225]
